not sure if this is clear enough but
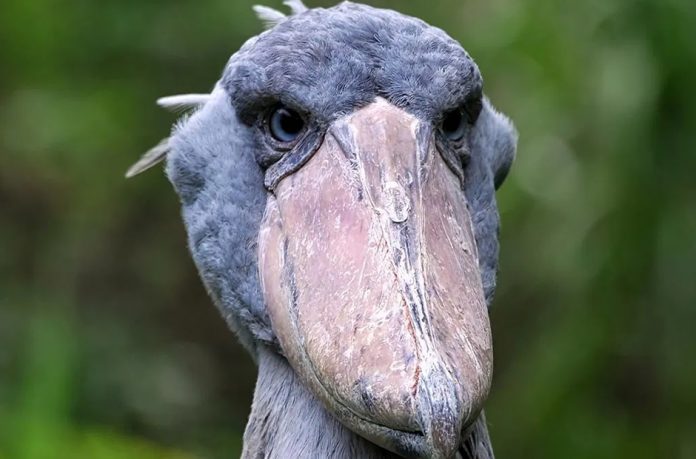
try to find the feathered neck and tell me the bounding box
[242,347,398,458]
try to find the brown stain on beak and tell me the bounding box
[259,99,492,458]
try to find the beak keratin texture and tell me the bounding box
[259,99,492,458]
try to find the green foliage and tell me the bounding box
[0,0,694,458]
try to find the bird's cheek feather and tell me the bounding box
[258,100,493,458]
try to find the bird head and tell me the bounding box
[130,1,517,457]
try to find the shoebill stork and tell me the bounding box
[127,1,517,457]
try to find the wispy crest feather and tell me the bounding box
[126,93,212,177]
[125,137,170,178]
[157,93,211,112]
[254,0,308,28]
[283,0,308,14]
[253,5,287,27]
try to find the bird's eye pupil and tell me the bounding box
[269,106,305,143]
[441,109,466,141]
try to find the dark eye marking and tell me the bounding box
[441,109,467,141]
[463,94,483,125]
[439,93,483,143]
[268,105,306,143]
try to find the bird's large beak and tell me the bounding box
[258,99,492,458]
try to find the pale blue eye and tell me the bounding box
[441,109,466,141]
[269,106,305,143]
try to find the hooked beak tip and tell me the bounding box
[416,364,467,458]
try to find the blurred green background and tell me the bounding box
[1,0,695,458]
